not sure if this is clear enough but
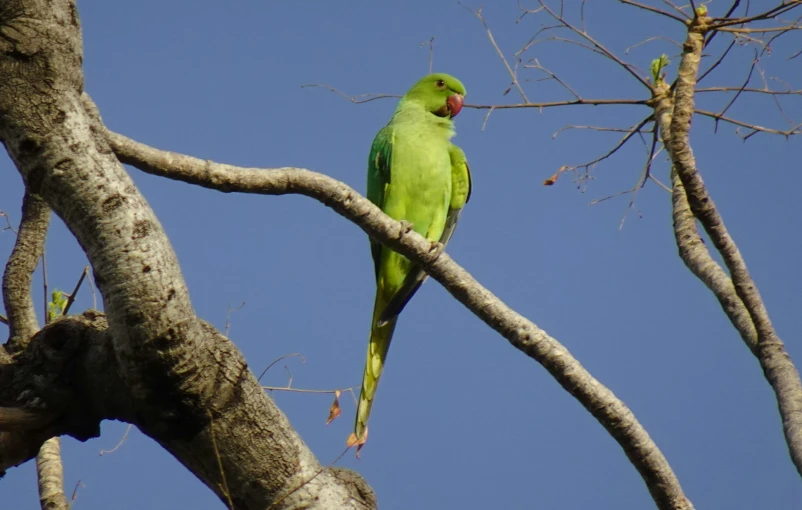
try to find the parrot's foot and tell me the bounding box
[398,219,414,235]
[429,241,445,257]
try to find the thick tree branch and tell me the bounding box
[669,170,758,353]
[0,313,123,477]
[664,14,802,476]
[0,2,373,508]
[102,123,694,510]
[2,192,49,353]
[36,438,68,510]
[653,83,759,355]
[0,181,68,509]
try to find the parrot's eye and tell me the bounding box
[436,79,445,88]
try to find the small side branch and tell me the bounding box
[465,5,530,102]
[2,192,50,353]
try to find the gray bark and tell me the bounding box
[656,12,802,477]
[0,1,374,508]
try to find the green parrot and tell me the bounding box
[350,73,472,452]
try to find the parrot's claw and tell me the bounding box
[429,241,445,255]
[398,220,414,234]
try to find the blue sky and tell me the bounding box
[3,1,801,508]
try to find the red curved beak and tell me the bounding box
[447,93,464,118]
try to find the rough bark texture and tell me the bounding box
[0,159,67,507]
[2,192,49,354]
[36,438,68,510]
[659,14,802,476]
[653,83,758,355]
[0,1,374,508]
[102,125,694,510]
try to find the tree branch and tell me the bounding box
[102,123,695,510]
[36,438,68,510]
[0,2,373,508]
[665,12,802,477]
[668,166,758,354]
[0,189,67,509]
[2,192,50,353]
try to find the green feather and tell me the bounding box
[355,74,471,444]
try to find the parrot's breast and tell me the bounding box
[386,125,452,240]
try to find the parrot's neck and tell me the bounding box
[391,100,456,139]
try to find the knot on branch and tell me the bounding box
[0,311,117,441]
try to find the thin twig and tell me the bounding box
[695,86,802,95]
[304,83,648,110]
[263,386,354,395]
[209,411,235,510]
[620,0,688,22]
[225,301,246,337]
[537,0,654,91]
[0,210,16,233]
[464,5,530,102]
[300,84,400,104]
[695,108,802,137]
[554,114,654,183]
[62,266,88,316]
[256,353,306,383]
[98,424,133,456]
[41,251,48,325]
[87,271,98,309]
[421,37,435,74]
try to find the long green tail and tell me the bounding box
[355,291,398,441]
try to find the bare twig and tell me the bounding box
[304,82,648,111]
[421,37,435,74]
[660,0,691,19]
[695,108,802,138]
[523,58,581,100]
[62,266,89,316]
[263,386,355,396]
[257,353,306,383]
[465,5,530,102]
[87,270,98,309]
[225,301,246,337]
[537,0,654,91]
[625,35,683,54]
[620,0,688,23]
[300,84,400,104]
[710,50,759,132]
[695,86,802,95]
[698,39,736,83]
[70,480,85,504]
[0,210,16,233]
[41,251,48,325]
[209,411,235,510]
[549,115,654,186]
[99,424,133,456]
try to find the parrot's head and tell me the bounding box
[405,73,466,119]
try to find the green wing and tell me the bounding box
[367,126,394,281]
[377,144,472,325]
